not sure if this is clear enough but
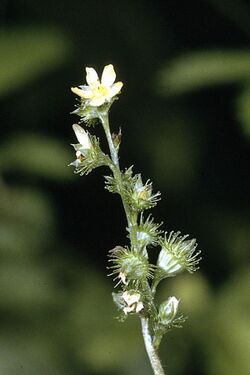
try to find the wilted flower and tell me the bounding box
[122,291,144,315]
[71,64,123,107]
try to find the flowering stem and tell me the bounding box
[100,112,137,237]
[141,317,166,375]
[100,111,166,375]
[100,112,120,167]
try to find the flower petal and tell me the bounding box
[122,291,140,306]
[136,302,144,313]
[72,86,93,99]
[89,96,106,107]
[101,64,116,87]
[72,124,91,148]
[71,87,87,98]
[109,81,123,97]
[79,86,93,98]
[86,67,99,87]
[123,306,134,315]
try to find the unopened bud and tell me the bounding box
[159,296,179,325]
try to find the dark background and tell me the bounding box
[0,1,249,374]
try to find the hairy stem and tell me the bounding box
[100,112,137,236]
[100,111,166,375]
[141,317,166,375]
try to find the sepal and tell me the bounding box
[134,214,162,248]
[104,174,120,194]
[72,98,117,125]
[71,102,101,125]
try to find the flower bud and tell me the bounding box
[159,296,179,325]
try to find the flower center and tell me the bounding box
[97,84,109,97]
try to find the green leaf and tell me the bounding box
[157,50,250,95]
[0,134,73,180]
[0,28,71,96]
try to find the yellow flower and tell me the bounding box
[71,64,123,107]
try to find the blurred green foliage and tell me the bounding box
[157,50,250,95]
[0,28,71,97]
[0,134,73,180]
[0,1,249,375]
[237,85,250,138]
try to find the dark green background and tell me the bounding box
[0,1,249,374]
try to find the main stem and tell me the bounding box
[100,112,166,375]
[141,318,166,375]
[100,112,132,229]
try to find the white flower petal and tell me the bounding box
[89,96,106,107]
[78,85,93,98]
[101,64,116,87]
[72,124,91,149]
[123,306,134,315]
[86,67,99,87]
[109,81,123,98]
[122,292,141,306]
[136,302,144,313]
[71,87,88,98]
